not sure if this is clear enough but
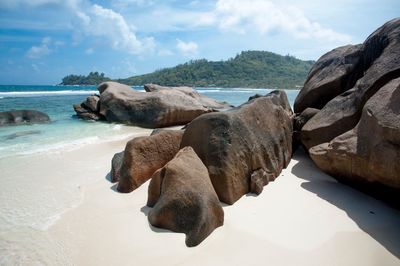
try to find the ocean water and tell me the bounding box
[0,85,299,159]
[0,85,299,264]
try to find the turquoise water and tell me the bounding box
[0,85,299,159]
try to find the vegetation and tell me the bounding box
[60,72,111,85]
[119,51,314,89]
[61,51,314,89]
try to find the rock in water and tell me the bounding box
[180,90,293,204]
[98,82,221,128]
[310,78,400,204]
[117,130,184,193]
[147,147,224,247]
[82,95,100,112]
[110,151,124,183]
[0,110,50,126]
[300,18,400,150]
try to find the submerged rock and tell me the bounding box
[180,90,293,204]
[3,130,41,140]
[0,110,50,126]
[147,147,224,247]
[117,130,184,193]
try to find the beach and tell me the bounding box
[1,130,399,265]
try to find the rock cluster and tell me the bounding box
[111,90,293,246]
[74,82,230,128]
[294,18,400,204]
[0,110,50,126]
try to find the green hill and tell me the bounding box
[118,51,314,89]
[60,72,111,85]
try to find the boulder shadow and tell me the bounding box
[140,206,172,233]
[110,183,119,192]
[291,149,400,258]
[105,172,112,182]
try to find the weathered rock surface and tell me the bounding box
[110,151,124,183]
[293,19,400,205]
[73,103,103,121]
[293,108,319,151]
[144,83,232,110]
[147,146,224,247]
[300,18,400,150]
[309,78,400,203]
[294,44,363,113]
[74,82,230,127]
[180,90,293,204]
[117,130,184,193]
[0,110,50,126]
[82,95,100,112]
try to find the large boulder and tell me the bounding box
[117,130,184,193]
[86,81,228,128]
[309,78,400,204]
[147,146,224,247]
[144,84,232,110]
[300,18,400,150]
[293,19,400,205]
[0,110,50,126]
[180,90,293,204]
[294,44,363,113]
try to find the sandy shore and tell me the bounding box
[2,133,400,265]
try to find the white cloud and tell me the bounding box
[74,4,155,54]
[26,37,52,59]
[211,0,351,43]
[176,39,198,56]
[2,0,155,56]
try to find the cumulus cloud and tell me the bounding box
[75,4,153,54]
[26,37,52,59]
[176,39,198,56]
[211,0,351,43]
[3,0,155,55]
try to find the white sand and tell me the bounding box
[2,134,400,265]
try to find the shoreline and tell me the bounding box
[1,131,399,265]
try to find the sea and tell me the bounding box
[0,85,299,159]
[0,85,299,264]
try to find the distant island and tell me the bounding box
[60,51,314,89]
[61,72,111,86]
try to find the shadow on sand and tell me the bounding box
[140,206,171,233]
[291,149,400,258]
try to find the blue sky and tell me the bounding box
[0,0,398,85]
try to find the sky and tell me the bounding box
[0,0,399,85]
